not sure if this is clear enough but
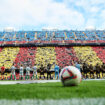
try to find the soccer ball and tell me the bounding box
[60,66,82,86]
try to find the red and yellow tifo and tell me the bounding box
[0,46,103,69]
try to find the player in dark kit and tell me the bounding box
[47,63,52,80]
[39,64,45,79]
[82,63,89,79]
[96,63,101,79]
[101,63,105,78]
[89,64,94,79]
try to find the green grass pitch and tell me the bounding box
[0,80,105,100]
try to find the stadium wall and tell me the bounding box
[0,42,105,47]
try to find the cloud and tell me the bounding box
[0,0,105,30]
[0,0,85,30]
[85,18,97,27]
[99,10,105,29]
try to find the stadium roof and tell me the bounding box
[3,27,15,32]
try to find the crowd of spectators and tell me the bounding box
[0,30,105,45]
[0,46,105,80]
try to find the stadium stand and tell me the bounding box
[0,47,19,68]
[35,47,56,69]
[73,46,102,66]
[55,47,78,68]
[92,47,105,63]
[0,30,105,79]
[14,47,36,68]
[0,47,19,80]
[0,30,104,44]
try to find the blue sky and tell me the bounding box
[0,0,105,31]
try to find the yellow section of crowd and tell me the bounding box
[35,47,57,69]
[0,47,20,68]
[73,46,102,66]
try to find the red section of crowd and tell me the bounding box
[14,47,36,68]
[55,47,78,68]
[92,46,105,63]
[0,47,3,52]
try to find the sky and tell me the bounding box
[0,0,105,31]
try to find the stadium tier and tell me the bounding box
[55,47,78,68]
[92,47,105,63]
[0,30,105,44]
[0,46,105,79]
[0,30,105,80]
[0,46,103,68]
[73,46,102,66]
[35,47,56,69]
[14,47,36,68]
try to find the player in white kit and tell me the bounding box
[32,64,37,80]
[26,65,31,80]
[11,64,16,80]
[19,64,24,80]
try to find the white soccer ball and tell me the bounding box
[60,66,82,86]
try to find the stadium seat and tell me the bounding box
[73,46,102,66]
[14,47,36,68]
[55,47,78,68]
[35,47,56,69]
[0,47,20,69]
[92,47,105,63]
[0,30,105,43]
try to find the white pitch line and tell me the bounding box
[0,80,60,85]
[0,98,105,105]
[0,79,105,85]
[83,79,105,81]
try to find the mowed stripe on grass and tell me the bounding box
[0,80,105,100]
